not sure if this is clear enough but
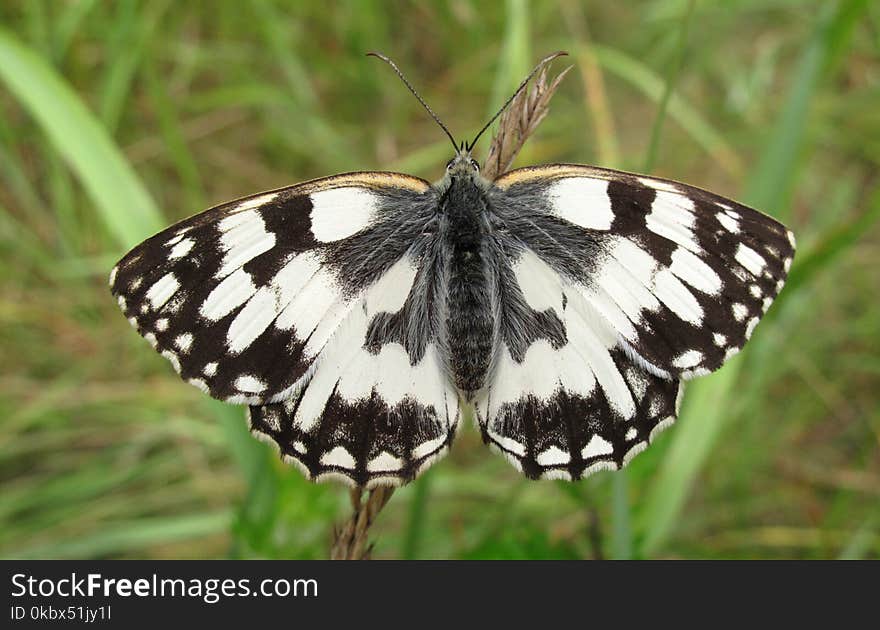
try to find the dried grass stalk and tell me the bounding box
[330,486,394,560]
[482,62,572,180]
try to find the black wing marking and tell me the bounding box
[492,164,795,379]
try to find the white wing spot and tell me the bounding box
[735,243,767,276]
[367,451,404,472]
[581,435,614,459]
[513,249,564,313]
[293,441,307,454]
[236,192,279,212]
[309,187,378,242]
[226,287,279,354]
[672,349,703,369]
[548,177,614,230]
[669,247,722,295]
[745,317,760,339]
[646,191,698,253]
[320,446,356,469]
[732,302,748,321]
[536,446,570,467]
[762,297,773,312]
[713,333,727,347]
[637,177,680,193]
[216,210,276,279]
[168,237,195,260]
[174,333,193,352]
[155,318,169,331]
[362,255,418,317]
[750,284,762,298]
[108,267,118,287]
[145,273,180,310]
[716,212,740,233]
[412,436,447,460]
[235,375,267,393]
[653,268,703,325]
[488,427,526,457]
[200,268,256,321]
[625,427,638,441]
[203,362,218,377]
[117,295,127,311]
[783,257,792,272]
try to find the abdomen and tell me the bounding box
[445,247,494,395]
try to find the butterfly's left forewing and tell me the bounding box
[111,172,459,487]
[493,164,795,379]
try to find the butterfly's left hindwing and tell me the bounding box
[111,172,459,487]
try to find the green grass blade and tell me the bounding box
[10,512,231,559]
[585,43,742,176]
[745,0,869,217]
[0,28,163,249]
[486,0,531,122]
[636,0,869,557]
[642,0,697,173]
[610,472,632,559]
[401,473,432,560]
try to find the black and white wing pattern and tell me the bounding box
[110,172,458,488]
[474,164,794,480]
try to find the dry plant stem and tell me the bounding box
[482,62,573,180]
[330,486,395,559]
[329,57,571,559]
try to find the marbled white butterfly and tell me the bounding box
[110,53,795,488]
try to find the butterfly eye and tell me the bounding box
[469,159,480,172]
[446,159,456,171]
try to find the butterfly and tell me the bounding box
[110,52,795,488]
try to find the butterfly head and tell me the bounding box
[445,143,480,178]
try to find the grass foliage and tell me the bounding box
[1,1,878,559]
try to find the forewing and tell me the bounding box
[110,171,437,404]
[492,164,795,378]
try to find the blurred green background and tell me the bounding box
[1,0,878,560]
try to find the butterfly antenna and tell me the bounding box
[468,51,568,152]
[367,51,459,153]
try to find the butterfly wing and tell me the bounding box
[473,164,794,479]
[493,164,795,378]
[249,231,459,488]
[111,172,459,486]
